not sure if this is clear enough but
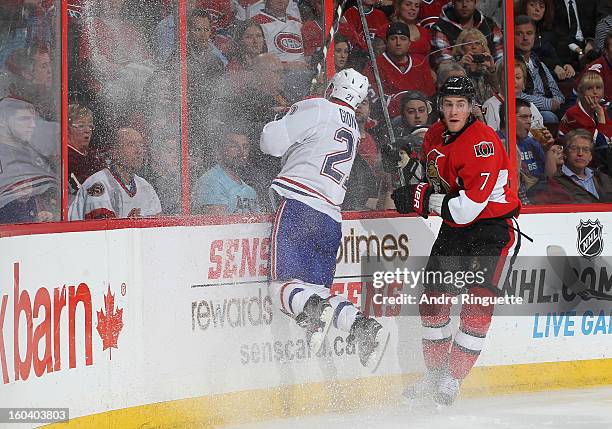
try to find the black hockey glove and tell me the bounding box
[391,183,433,218]
[381,144,401,173]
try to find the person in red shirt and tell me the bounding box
[577,31,612,104]
[386,0,433,56]
[364,21,436,100]
[417,0,447,28]
[67,104,98,197]
[343,0,389,47]
[560,72,612,146]
[391,77,520,407]
[300,0,366,56]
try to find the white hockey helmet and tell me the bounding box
[327,68,369,109]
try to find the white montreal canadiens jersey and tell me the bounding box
[233,0,301,22]
[260,98,360,221]
[252,12,305,63]
[69,168,161,220]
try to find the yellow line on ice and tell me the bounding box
[44,358,612,429]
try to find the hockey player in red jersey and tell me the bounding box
[391,76,521,406]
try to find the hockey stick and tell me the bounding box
[309,0,350,94]
[354,0,405,186]
[546,245,612,301]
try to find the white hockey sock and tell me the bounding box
[269,280,318,317]
[328,295,360,332]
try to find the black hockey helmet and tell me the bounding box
[437,76,476,110]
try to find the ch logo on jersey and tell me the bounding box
[474,141,495,158]
[274,32,303,54]
[426,148,450,194]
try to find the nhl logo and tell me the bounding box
[576,220,603,259]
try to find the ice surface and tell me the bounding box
[227,386,612,429]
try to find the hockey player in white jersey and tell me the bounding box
[260,68,390,371]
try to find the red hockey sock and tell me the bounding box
[420,290,452,370]
[449,287,495,380]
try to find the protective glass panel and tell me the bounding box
[513,0,611,205]
[68,0,182,219]
[0,0,61,224]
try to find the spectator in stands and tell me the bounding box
[431,0,504,66]
[0,97,58,224]
[365,22,436,100]
[68,103,97,197]
[548,129,612,203]
[343,0,389,49]
[333,34,351,71]
[187,9,228,67]
[69,127,161,220]
[183,10,226,127]
[193,126,259,215]
[343,97,379,211]
[560,72,612,147]
[300,0,366,63]
[5,46,55,121]
[483,62,544,131]
[516,98,557,179]
[515,15,565,125]
[416,0,446,28]
[252,0,306,70]
[516,0,577,81]
[452,28,497,104]
[392,90,432,138]
[388,0,432,56]
[128,72,181,214]
[226,19,266,74]
[580,30,612,104]
[234,0,301,22]
[355,96,379,171]
[155,0,233,65]
[79,0,154,119]
[551,0,598,72]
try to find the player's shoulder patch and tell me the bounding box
[87,182,105,197]
[474,141,495,158]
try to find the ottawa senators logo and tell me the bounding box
[474,141,495,158]
[426,149,450,194]
[87,182,105,197]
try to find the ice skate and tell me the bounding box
[347,316,390,372]
[434,372,460,407]
[295,294,333,355]
[402,368,445,407]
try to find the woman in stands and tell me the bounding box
[516,0,576,81]
[388,0,431,56]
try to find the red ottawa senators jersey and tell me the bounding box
[421,120,520,227]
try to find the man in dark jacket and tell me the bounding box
[547,129,612,203]
[431,0,503,67]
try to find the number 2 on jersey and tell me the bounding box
[321,128,357,189]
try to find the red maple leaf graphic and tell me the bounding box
[96,285,124,359]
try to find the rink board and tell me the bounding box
[0,212,611,428]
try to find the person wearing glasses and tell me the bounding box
[67,103,98,199]
[549,129,612,203]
